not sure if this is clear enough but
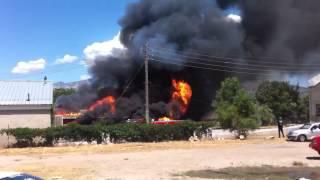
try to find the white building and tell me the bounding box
[309,82,320,122]
[0,80,53,129]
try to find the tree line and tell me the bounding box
[215,77,309,137]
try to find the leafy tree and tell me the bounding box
[254,104,274,126]
[215,77,262,138]
[296,95,309,123]
[255,81,306,123]
[53,88,76,103]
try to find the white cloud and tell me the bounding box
[309,74,320,86]
[80,74,91,80]
[55,54,78,65]
[12,58,46,74]
[79,60,88,67]
[83,32,125,66]
[226,14,242,23]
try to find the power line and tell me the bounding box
[149,58,275,76]
[151,50,320,70]
[150,55,320,73]
[117,62,145,100]
[150,46,320,66]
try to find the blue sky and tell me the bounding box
[0,0,136,82]
[0,1,315,86]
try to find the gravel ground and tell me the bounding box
[0,139,319,180]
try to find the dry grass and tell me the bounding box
[292,161,305,167]
[0,139,304,180]
[0,138,286,156]
[180,166,320,180]
[15,166,88,180]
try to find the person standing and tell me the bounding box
[277,116,285,138]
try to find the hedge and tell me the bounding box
[0,121,215,148]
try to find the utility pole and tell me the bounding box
[144,43,150,124]
[309,87,312,123]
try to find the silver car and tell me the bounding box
[287,123,320,142]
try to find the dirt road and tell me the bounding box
[0,140,319,180]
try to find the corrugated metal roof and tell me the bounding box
[0,80,53,105]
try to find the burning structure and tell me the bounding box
[56,0,320,124]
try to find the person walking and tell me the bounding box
[277,116,285,138]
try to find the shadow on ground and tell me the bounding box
[306,156,320,160]
[177,166,320,180]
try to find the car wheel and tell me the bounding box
[298,135,307,142]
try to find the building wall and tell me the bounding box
[310,85,320,122]
[0,110,51,129]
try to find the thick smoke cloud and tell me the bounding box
[241,0,320,61]
[57,0,320,123]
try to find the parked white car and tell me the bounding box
[287,123,320,142]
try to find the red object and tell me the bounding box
[309,136,320,154]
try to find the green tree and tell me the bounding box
[215,77,262,138]
[53,88,76,103]
[254,104,274,126]
[296,95,309,123]
[255,81,305,123]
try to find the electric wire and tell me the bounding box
[117,62,145,100]
[149,46,320,66]
[150,50,320,70]
[149,55,320,73]
[149,58,274,76]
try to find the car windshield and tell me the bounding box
[300,124,311,129]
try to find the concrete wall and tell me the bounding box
[0,110,51,129]
[310,85,320,122]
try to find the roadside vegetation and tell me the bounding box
[214,77,309,138]
[256,81,309,124]
[0,121,214,148]
[215,78,273,138]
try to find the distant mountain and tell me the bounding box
[54,80,89,89]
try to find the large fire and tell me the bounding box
[55,111,82,118]
[159,79,192,121]
[88,96,116,114]
[171,79,192,115]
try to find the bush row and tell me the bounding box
[0,121,215,148]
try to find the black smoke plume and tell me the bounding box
[56,0,320,123]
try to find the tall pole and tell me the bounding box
[145,43,150,124]
[309,87,312,123]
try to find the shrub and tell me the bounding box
[2,121,215,148]
[1,128,43,147]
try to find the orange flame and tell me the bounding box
[55,109,82,118]
[159,116,171,121]
[88,96,116,114]
[171,79,192,115]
